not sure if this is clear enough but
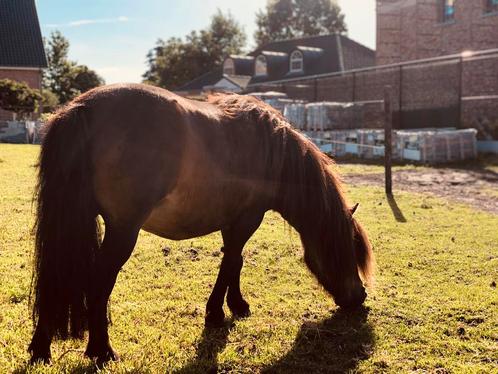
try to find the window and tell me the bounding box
[255,55,267,76]
[290,50,304,73]
[442,0,455,22]
[223,58,235,75]
[486,0,498,13]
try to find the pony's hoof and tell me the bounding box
[29,354,51,365]
[228,299,251,319]
[85,345,120,366]
[205,309,225,328]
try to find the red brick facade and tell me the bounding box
[0,68,42,121]
[377,0,498,65]
[246,1,498,139]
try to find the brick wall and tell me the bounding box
[0,68,42,121]
[246,51,498,138]
[377,0,498,65]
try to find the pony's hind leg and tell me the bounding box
[205,210,264,327]
[85,224,140,364]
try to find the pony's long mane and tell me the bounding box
[209,93,373,287]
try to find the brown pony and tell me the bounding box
[29,83,373,364]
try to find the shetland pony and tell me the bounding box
[29,84,373,364]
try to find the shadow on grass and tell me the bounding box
[262,306,374,373]
[387,194,407,223]
[175,320,233,374]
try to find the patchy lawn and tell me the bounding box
[0,144,497,373]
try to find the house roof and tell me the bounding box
[0,0,47,68]
[176,68,223,92]
[248,34,374,83]
[176,33,375,93]
[224,75,252,89]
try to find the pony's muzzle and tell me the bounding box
[335,286,367,310]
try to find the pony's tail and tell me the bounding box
[354,220,375,287]
[31,104,101,340]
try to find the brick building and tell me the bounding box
[377,0,498,65]
[176,34,376,96]
[0,0,47,122]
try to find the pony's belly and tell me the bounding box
[141,189,230,240]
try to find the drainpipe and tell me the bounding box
[335,34,345,73]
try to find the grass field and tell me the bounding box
[1,144,497,373]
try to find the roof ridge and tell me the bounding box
[258,33,341,49]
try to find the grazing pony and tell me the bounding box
[29,84,373,364]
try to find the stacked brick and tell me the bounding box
[305,102,364,131]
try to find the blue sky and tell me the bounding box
[36,0,376,84]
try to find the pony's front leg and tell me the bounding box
[205,210,264,327]
[28,313,54,364]
[85,226,139,365]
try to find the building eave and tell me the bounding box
[0,66,44,71]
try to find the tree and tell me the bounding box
[143,10,246,90]
[39,89,59,114]
[43,31,104,105]
[254,0,347,47]
[71,65,105,93]
[0,79,43,119]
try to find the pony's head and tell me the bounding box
[301,203,373,310]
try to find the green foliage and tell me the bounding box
[143,10,246,89]
[255,0,347,47]
[39,90,59,114]
[0,79,43,118]
[0,144,497,372]
[43,31,104,105]
[70,65,105,94]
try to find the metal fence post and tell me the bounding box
[399,65,403,129]
[384,86,393,195]
[458,56,463,129]
[352,71,356,102]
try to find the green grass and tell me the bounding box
[336,153,498,175]
[1,144,497,373]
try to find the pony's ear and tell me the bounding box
[350,203,360,216]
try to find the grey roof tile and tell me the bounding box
[0,0,47,68]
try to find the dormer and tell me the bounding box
[287,46,324,76]
[223,58,235,75]
[254,55,268,77]
[223,55,255,76]
[253,51,288,78]
[289,50,304,73]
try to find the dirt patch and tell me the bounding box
[343,167,498,214]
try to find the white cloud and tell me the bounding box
[44,16,130,28]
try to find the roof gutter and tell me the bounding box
[0,66,44,71]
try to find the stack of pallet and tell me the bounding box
[356,129,386,159]
[396,129,477,162]
[283,103,307,130]
[263,98,295,113]
[305,102,363,131]
[0,121,26,143]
